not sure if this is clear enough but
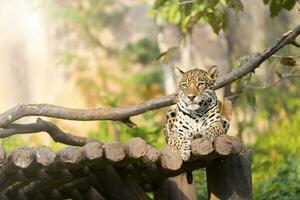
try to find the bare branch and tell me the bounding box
[0,118,97,146]
[0,25,298,127]
[0,94,176,128]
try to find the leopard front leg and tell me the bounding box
[167,133,192,161]
[203,121,225,142]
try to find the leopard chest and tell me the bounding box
[172,111,205,138]
[172,108,221,138]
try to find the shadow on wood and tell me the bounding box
[206,148,252,200]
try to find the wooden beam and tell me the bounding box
[206,148,252,200]
[84,187,107,200]
[93,166,150,200]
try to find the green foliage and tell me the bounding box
[151,0,297,33]
[254,158,300,200]
[151,0,240,33]
[194,169,208,199]
[252,110,300,199]
[263,0,297,17]
[1,136,26,153]
[122,38,160,65]
[89,111,165,148]
[131,67,164,98]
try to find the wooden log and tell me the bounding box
[58,177,91,195]
[19,147,80,196]
[84,187,107,200]
[8,146,57,195]
[93,166,149,200]
[58,177,89,200]
[0,146,6,164]
[154,177,197,200]
[159,146,182,171]
[191,138,216,160]
[0,168,29,192]
[214,135,233,156]
[87,170,106,195]
[16,190,29,200]
[21,170,70,194]
[123,137,147,159]
[142,144,160,166]
[22,169,74,195]
[0,193,8,200]
[128,144,160,179]
[48,189,65,200]
[2,147,35,174]
[31,192,46,200]
[206,148,252,200]
[56,146,84,170]
[69,189,86,200]
[227,135,243,154]
[81,141,103,161]
[103,141,125,162]
[36,146,56,167]
[119,171,151,200]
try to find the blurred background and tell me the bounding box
[0,0,299,199]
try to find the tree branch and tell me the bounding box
[225,73,300,100]
[0,94,176,128]
[214,24,300,89]
[0,118,97,146]
[0,25,299,128]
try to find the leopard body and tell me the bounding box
[164,67,229,161]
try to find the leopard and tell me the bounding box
[164,66,230,162]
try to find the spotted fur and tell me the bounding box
[164,66,230,161]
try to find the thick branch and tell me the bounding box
[0,94,176,128]
[0,25,298,127]
[0,118,95,146]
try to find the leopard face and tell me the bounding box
[176,66,218,112]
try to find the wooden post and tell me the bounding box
[206,148,252,200]
[154,174,197,200]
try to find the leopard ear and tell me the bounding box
[175,67,185,78]
[207,65,218,81]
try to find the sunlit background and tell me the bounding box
[0,0,299,199]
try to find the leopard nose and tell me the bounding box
[187,94,196,101]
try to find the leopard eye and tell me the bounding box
[180,82,187,89]
[197,81,205,88]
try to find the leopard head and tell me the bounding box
[175,66,218,112]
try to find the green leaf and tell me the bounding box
[183,3,193,16]
[280,57,297,66]
[154,0,168,9]
[246,91,257,111]
[226,0,244,11]
[283,0,296,10]
[207,12,221,34]
[186,11,203,29]
[270,0,282,18]
[207,0,219,8]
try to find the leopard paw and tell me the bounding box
[181,150,191,161]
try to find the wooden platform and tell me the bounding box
[0,135,251,200]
